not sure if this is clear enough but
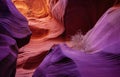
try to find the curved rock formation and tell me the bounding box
[0,34,18,77]
[0,0,31,48]
[48,0,68,23]
[0,0,31,77]
[33,6,120,77]
[12,0,49,18]
[63,0,115,38]
[13,0,65,40]
[12,0,115,40]
[2,0,118,77]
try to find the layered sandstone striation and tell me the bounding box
[13,0,115,77]
[12,0,65,77]
[12,0,49,18]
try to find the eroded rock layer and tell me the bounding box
[12,0,49,18]
[64,0,115,38]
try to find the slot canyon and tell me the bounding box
[12,0,66,76]
[1,0,120,77]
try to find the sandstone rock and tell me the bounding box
[0,34,18,77]
[28,17,64,40]
[48,0,68,23]
[0,0,32,48]
[29,26,49,39]
[0,0,31,77]
[13,1,29,16]
[63,0,115,38]
[16,36,65,77]
[33,5,120,77]
[22,51,48,69]
[13,0,65,41]
[12,0,49,18]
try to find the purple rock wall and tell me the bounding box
[33,4,120,77]
[0,0,31,77]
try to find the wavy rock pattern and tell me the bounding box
[0,0,31,77]
[12,0,49,18]
[33,7,120,77]
[1,0,118,77]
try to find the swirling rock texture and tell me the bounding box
[33,6,120,77]
[0,0,31,77]
[12,0,48,18]
[12,0,65,40]
[0,0,117,77]
[12,0,65,77]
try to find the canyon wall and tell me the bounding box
[12,0,49,18]
[13,0,116,76]
[63,0,115,38]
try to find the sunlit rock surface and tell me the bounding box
[12,0,49,18]
[12,0,65,40]
[2,0,117,77]
[28,17,64,40]
[16,17,65,77]
[12,0,65,77]
[15,13,65,77]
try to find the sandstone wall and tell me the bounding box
[63,0,115,39]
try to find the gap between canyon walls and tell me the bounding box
[12,0,65,40]
[11,0,115,77]
[12,0,66,77]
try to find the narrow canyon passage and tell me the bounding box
[16,17,65,77]
[12,0,66,76]
[1,0,119,77]
[11,0,115,77]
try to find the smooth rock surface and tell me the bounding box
[64,0,115,38]
[0,0,31,77]
[33,6,120,77]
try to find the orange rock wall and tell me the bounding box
[12,0,49,18]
